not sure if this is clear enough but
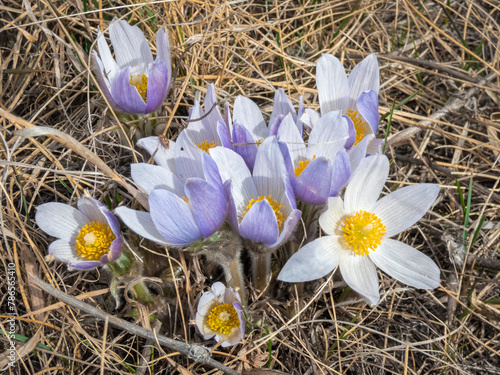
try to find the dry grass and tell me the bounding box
[1,0,500,374]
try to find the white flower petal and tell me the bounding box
[233,96,267,140]
[209,147,257,212]
[300,108,320,129]
[109,19,153,74]
[137,137,177,172]
[347,54,379,110]
[114,207,168,245]
[307,111,348,160]
[77,197,107,224]
[131,163,184,196]
[253,137,287,201]
[372,184,440,237]
[344,154,389,213]
[276,114,306,164]
[318,196,345,236]
[369,239,440,289]
[278,236,343,282]
[36,203,87,240]
[339,252,380,305]
[96,29,119,82]
[316,54,349,114]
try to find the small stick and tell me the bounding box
[28,274,239,375]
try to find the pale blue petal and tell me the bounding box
[149,189,203,246]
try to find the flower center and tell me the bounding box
[75,221,116,261]
[346,110,368,146]
[206,303,240,335]
[256,138,264,146]
[341,210,386,256]
[181,196,190,203]
[294,155,316,177]
[197,140,216,153]
[129,74,148,102]
[243,195,285,229]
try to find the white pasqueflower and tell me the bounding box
[278,155,441,305]
[195,282,244,347]
[93,19,171,114]
[36,197,121,270]
[303,54,382,154]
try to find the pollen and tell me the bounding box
[197,140,216,153]
[346,110,368,146]
[75,221,116,261]
[342,210,386,256]
[256,138,264,146]
[206,303,240,335]
[129,74,148,102]
[181,196,190,203]
[294,155,316,177]
[243,195,285,229]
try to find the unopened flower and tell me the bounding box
[36,197,122,270]
[232,89,302,170]
[195,282,244,347]
[278,155,441,305]
[93,19,171,114]
[307,54,381,154]
[210,137,301,248]
[115,131,227,246]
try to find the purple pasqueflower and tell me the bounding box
[115,131,227,246]
[209,137,301,248]
[195,282,244,347]
[278,155,441,305]
[184,84,232,153]
[93,19,171,114]
[35,197,122,270]
[303,54,382,154]
[278,111,355,205]
[232,89,303,171]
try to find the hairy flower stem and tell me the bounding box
[224,255,247,307]
[252,251,271,292]
[194,227,247,305]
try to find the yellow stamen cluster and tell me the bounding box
[256,138,264,146]
[206,303,240,335]
[243,195,285,229]
[341,210,386,256]
[197,140,216,153]
[346,110,368,146]
[294,155,316,177]
[181,196,190,203]
[75,221,116,261]
[129,74,148,102]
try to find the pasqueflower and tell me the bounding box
[195,282,244,347]
[184,84,232,153]
[93,19,171,114]
[36,197,122,270]
[232,89,302,171]
[210,137,301,248]
[304,54,382,154]
[278,155,441,305]
[115,131,226,246]
[277,111,355,205]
